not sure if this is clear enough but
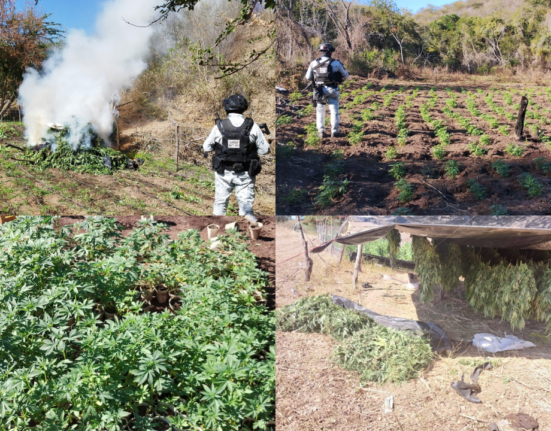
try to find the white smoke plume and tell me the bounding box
[18,0,159,149]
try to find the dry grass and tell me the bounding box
[276,223,551,430]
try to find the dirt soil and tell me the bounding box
[276,76,551,215]
[276,223,551,430]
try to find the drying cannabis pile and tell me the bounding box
[386,228,401,267]
[0,217,274,430]
[24,128,131,175]
[409,235,551,330]
[276,295,433,384]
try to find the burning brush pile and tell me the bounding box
[22,124,141,175]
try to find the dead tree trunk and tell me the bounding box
[515,96,528,140]
[353,244,363,289]
[297,216,313,281]
[175,125,180,172]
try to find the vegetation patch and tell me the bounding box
[0,217,274,430]
[276,295,433,384]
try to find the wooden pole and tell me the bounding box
[353,244,363,290]
[514,96,528,140]
[175,125,180,172]
[297,216,313,282]
[336,219,349,265]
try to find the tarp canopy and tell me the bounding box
[311,216,551,253]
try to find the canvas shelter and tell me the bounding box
[311,216,551,253]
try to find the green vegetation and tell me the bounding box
[348,121,364,145]
[395,105,408,146]
[444,160,461,179]
[385,146,398,160]
[277,142,295,157]
[276,295,433,384]
[297,104,315,118]
[304,123,320,147]
[467,142,488,157]
[289,90,302,103]
[276,114,294,127]
[0,217,274,430]
[492,159,509,177]
[388,162,406,179]
[432,145,445,160]
[24,140,130,175]
[518,173,544,197]
[505,143,525,157]
[395,178,415,202]
[315,163,350,208]
[489,205,508,215]
[467,179,486,200]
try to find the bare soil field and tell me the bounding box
[276,76,551,215]
[276,224,551,430]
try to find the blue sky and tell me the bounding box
[395,0,457,13]
[15,0,103,34]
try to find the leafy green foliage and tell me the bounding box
[276,295,371,341]
[385,146,398,160]
[412,236,441,302]
[489,205,508,215]
[333,325,433,384]
[492,159,509,177]
[505,143,525,157]
[395,178,415,202]
[468,142,488,156]
[297,104,314,118]
[388,162,406,180]
[444,160,461,179]
[304,122,319,147]
[276,114,294,127]
[288,90,302,103]
[467,179,486,200]
[432,144,445,160]
[0,217,274,430]
[518,172,544,197]
[24,139,129,175]
[479,134,492,145]
[277,296,433,384]
[315,162,350,208]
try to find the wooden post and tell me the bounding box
[336,219,349,265]
[297,216,313,281]
[175,125,180,172]
[353,244,363,290]
[514,96,528,140]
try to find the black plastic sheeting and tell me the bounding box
[331,295,453,354]
[312,216,551,253]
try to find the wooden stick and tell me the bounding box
[353,244,363,289]
[515,96,528,140]
[175,125,180,172]
[296,216,313,281]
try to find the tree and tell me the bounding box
[0,0,62,118]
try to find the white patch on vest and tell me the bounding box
[319,67,328,74]
[228,139,240,149]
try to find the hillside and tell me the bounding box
[415,0,542,23]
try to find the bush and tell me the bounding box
[492,159,509,177]
[395,178,415,202]
[467,179,486,200]
[518,173,544,197]
[388,162,406,180]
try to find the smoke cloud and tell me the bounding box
[18,0,159,149]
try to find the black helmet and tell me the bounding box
[319,43,335,53]
[223,94,249,112]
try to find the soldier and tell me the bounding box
[203,94,269,223]
[305,43,349,139]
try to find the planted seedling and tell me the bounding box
[505,143,525,157]
[388,162,406,180]
[386,146,398,160]
[395,178,415,202]
[276,115,294,127]
[492,159,509,177]
[489,205,509,215]
[468,142,488,157]
[444,160,461,179]
[467,179,486,200]
[518,173,544,197]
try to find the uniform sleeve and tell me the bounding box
[251,123,270,155]
[202,125,219,152]
[305,61,314,81]
[337,61,349,79]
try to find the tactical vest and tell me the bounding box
[312,58,343,86]
[213,117,259,175]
